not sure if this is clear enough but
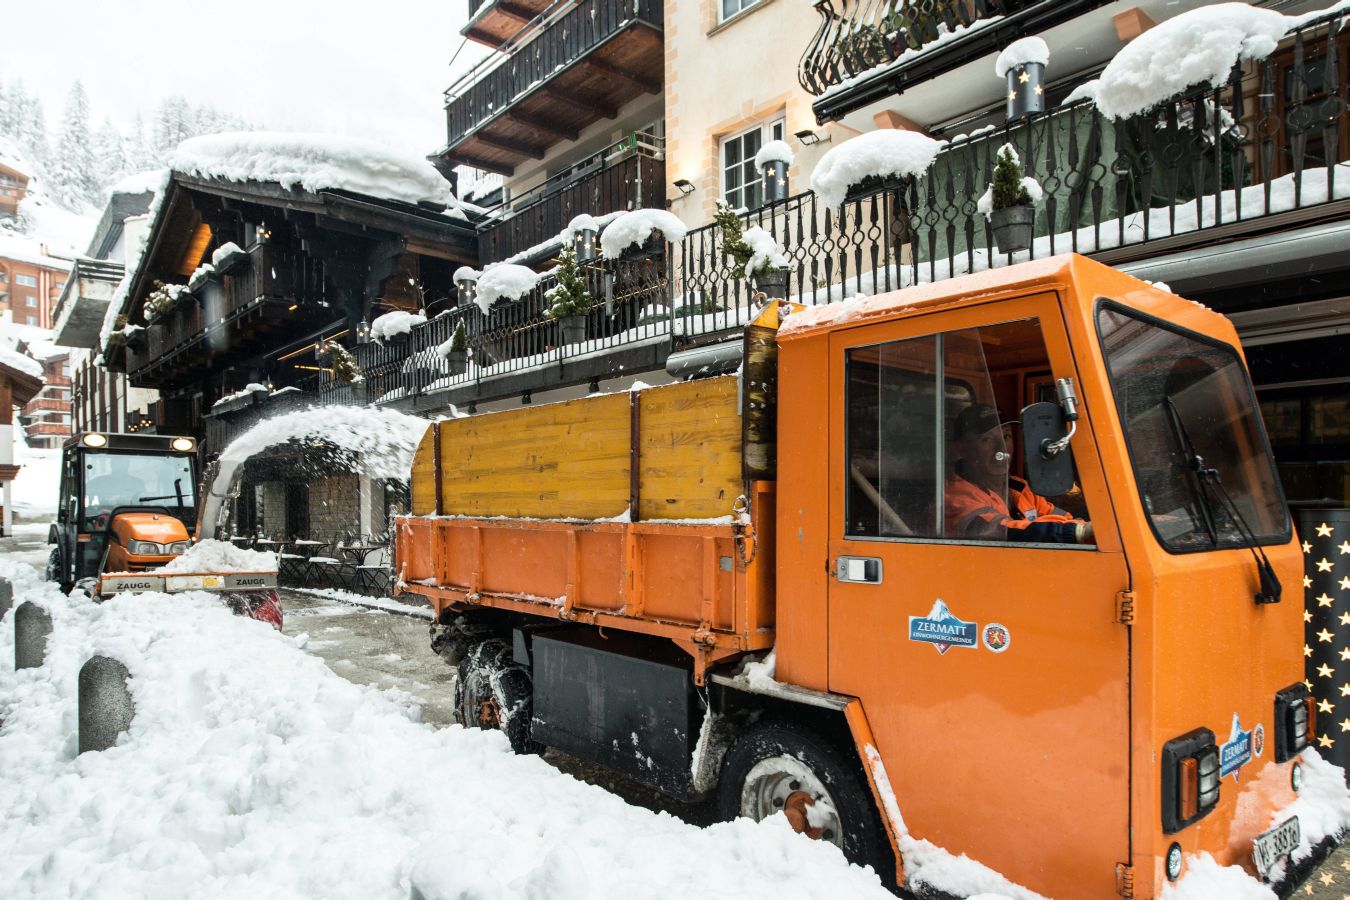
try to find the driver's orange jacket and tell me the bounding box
[944,475,1079,542]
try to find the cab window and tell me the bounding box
[845,318,1092,546]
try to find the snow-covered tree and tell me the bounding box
[92,118,130,190]
[49,81,100,208]
[153,96,194,156]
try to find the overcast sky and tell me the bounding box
[3,0,492,158]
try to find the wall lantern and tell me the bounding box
[760,159,789,204]
[794,129,824,146]
[999,38,1050,121]
[454,267,480,308]
[573,225,599,263]
[355,319,372,345]
[673,179,695,195]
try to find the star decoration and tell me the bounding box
[1319,593,1336,607]
[1305,644,1314,657]
[1339,719,1350,734]
[1304,541,1313,554]
[1304,609,1313,622]
[1306,679,1316,692]
[1341,647,1350,661]
[1319,628,1334,642]
[1317,523,1334,537]
[1341,577,1350,591]
[1341,859,1350,872]
[1034,85,1044,95]
[1340,611,1350,626]
[1008,90,1016,101]
[1319,733,1335,748]
[1320,698,1335,713]
[1318,558,1334,572]
[1018,70,1031,84]
[1340,540,1350,555]
[1318,663,1335,678]
[1340,683,1350,697]
[1305,575,1314,588]
[1321,871,1335,885]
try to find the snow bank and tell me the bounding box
[1093,5,1289,119]
[209,241,244,267]
[369,309,427,344]
[209,382,268,409]
[9,430,60,519]
[452,265,479,284]
[168,132,460,210]
[0,557,893,900]
[600,208,689,259]
[475,263,543,313]
[810,129,944,209]
[109,168,170,196]
[154,539,277,573]
[994,37,1049,78]
[742,226,789,277]
[565,212,600,235]
[754,139,795,170]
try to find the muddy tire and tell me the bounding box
[454,639,540,754]
[717,721,894,884]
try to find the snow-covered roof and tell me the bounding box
[809,129,944,209]
[108,169,169,197]
[0,324,46,379]
[0,233,74,271]
[168,132,461,211]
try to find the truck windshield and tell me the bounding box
[82,451,197,523]
[1098,303,1289,553]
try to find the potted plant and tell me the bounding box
[715,202,790,298]
[544,246,592,346]
[980,143,1041,255]
[322,341,364,385]
[440,319,469,375]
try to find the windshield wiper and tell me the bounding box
[1163,398,1281,604]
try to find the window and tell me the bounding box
[26,294,36,307]
[721,118,785,210]
[0,271,8,283]
[15,274,37,287]
[719,0,762,22]
[55,282,65,292]
[26,315,36,325]
[61,361,70,377]
[846,318,1091,546]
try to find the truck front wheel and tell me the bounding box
[718,722,893,881]
[454,639,540,754]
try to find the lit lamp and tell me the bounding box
[760,158,789,204]
[454,267,480,308]
[1000,37,1049,121]
[570,216,599,263]
[355,319,372,345]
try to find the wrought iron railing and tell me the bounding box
[477,137,665,263]
[799,0,1039,95]
[357,251,670,405]
[444,0,663,149]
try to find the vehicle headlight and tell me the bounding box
[1162,728,1220,833]
[168,541,191,555]
[129,540,164,555]
[1275,683,1314,762]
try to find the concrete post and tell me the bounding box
[78,656,135,754]
[14,601,52,670]
[0,577,12,621]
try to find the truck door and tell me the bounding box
[827,294,1130,899]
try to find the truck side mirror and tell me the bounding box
[1021,402,1075,497]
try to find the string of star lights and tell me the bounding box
[1300,510,1350,768]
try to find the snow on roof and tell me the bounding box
[0,340,44,380]
[475,263,543,313]
[753,139,795,170]
[1092,4,1290,120]
[370,309,427,343]
[0,233,74,271]
[810,129,945,209]
[108,168,169,197]
[994,36,1049,78]
[599,209,689,260]
[168,132,460,210]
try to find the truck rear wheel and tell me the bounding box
[455,639,540,754]
[718,721,893,882]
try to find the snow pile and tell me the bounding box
[109,169,169,197]
[154,539,277,573]
[0,559,894,900]
[168,133,461,210]
[0,333,45,379]
[742,227,789,277]
[600,208,689,259]
[475,263,542,313]
[186,262,214,291]
[564,213,600,237]
[210,241,244,267]
[8,429,60,519]
[452,265,479,284]
[810,129,944,209]
[994,36,1049,78]
[369,309,427,343]
[1092,5,1290,119]
[210,382,269,409]
[754,139,795,170]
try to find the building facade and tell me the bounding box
[0,157,28,222]
[0,243,70,328]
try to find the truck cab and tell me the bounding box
[48,432,199,592]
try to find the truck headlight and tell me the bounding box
[1275,683,1314,763]
[1162,728,1220,833]
[129,540,164,555]
[168,541,191,555]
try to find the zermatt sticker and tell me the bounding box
[909,599,978,655]
[1219,713,1254,781]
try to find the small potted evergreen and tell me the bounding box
[440,319,469,375]
[980,143,1041,255]
[715,202,789,298]
[544,246,592,346]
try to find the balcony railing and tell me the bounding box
[442,0,663,170]
[477,134,664,263]
[335,11,1347,410]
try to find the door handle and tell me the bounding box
[836,556,883,584]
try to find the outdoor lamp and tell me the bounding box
[673,179,695,195]
[794,129,823,146]
[355,319,372,345]
[1007,61,1046,119]
[761,159,789,203]
[573,225,599,263]
[454,267,480,308]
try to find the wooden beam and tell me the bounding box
[473,132,547,160]
[585,58,660,95]
[493,1,536,24]
[505,109,579,142]
[443,150,514,176]
[541,85,617,120]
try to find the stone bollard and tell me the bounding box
[78,656,135,754]
[0,577,12,621]
[14,601,53,670]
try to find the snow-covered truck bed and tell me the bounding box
[394,375,775,679]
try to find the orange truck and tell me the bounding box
[394,254,1323,898]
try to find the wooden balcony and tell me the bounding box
[463,0,555,47]
[439,0,663,175]
[477,135,664,263]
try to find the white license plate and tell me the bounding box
[1252,815,1300,879]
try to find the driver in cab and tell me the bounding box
[944,404,1093,544]
[84,454,147,514]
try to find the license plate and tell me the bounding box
[1252,815,1300,879]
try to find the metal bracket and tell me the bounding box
[1116,590,1136,626]
[1115,862,1135,898]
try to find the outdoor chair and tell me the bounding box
[353,545,392,595]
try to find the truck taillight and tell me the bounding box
[1162,728,1219,834]
[1275,684,1313,762]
